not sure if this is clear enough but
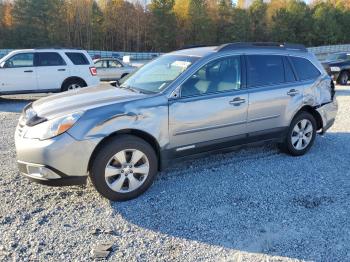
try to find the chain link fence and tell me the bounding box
[1,44,350,61]
[307,44,350,60]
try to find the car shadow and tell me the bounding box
[110,132,350,261]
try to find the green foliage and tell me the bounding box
[150,0,177,51]
[187,0,214,44]
[1,0,350,51]
[270,0,313,45]
[248,0,268,41]
[312,1,342,45]
[11,0,65,48]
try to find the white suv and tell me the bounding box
[0,48,100,94]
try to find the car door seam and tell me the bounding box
[248,114,281,123]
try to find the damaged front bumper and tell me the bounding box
[316,99,338,134]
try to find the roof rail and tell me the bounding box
[177,44,209,50]
[216,42,307,52]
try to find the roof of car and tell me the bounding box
[169,42,308,58]
[93,57,121,61]
[11,48,86,53]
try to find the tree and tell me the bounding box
[311,1,342,45]
[11,0,65,48]
[187,0,214,45]
[150,0,177,51]
[270,0,313,45]
[248,0,268,41]
[215,0,235,44]
[173,0,190,47]
[231,7,251,42]
[1,0,350,52]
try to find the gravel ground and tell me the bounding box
[0,87,349,262]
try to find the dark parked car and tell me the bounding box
[322,52,350,85]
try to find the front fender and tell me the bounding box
[67,95,170,149]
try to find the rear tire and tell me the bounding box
[89,135,158,201]
[279,111,317,156]
[61,79,87,92]
[337,71,349,85]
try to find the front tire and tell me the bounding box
[280,112,317,156]
[337,71,349,85]
[90,135,158,201]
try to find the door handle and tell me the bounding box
[58,69,66,71]
[24,70,33,73]
[287,89,299,96]
[229,97,246,106]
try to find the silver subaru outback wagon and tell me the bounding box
[15,43,338,201]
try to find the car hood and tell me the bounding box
[31,83,146,119]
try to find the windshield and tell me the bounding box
[119,55,199,93]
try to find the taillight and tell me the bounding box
[89,67,97,76]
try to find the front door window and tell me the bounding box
[181,56,241,97]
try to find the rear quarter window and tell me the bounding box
[65,52,89,65]
[290,57,321,81]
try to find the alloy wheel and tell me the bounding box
[340,73,349,85]
[104,149,150,193]
[291,119,314,150]
[67,83,82,90]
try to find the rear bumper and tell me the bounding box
[316,99,338,134]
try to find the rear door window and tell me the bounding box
[37,52,66,66]
[246,55,284,87]
[65,52,89,65]
[290,57,321,81]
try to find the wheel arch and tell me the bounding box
[120,73,129,79]
[292,105,323,131]
[88,129,161,173]
[61,76,87,91]
[337,69,350,84]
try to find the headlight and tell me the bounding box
[330,66,341,72]
[24,112,83,140]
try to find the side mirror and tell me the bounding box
[169,86,181,99]
[1,61,12,68]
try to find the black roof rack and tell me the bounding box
[216,42,307,52]
[177,44,210,50]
